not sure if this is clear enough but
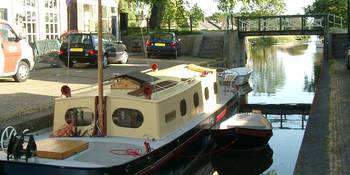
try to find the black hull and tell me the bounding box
[212,128,272,149]
[1,97,239,175]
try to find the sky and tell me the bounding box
[188,0,315,16]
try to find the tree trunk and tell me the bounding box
[149,0,166,30]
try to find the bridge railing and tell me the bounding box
[236,14,343,33]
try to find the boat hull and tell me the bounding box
[212,127,272,148]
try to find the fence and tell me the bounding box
[30,39,62,65]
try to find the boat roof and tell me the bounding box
[70,64,216,103]
[113,71,159,84]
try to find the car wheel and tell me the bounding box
[65,59,74,68]
[13,61,30,82]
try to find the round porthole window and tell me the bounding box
[204,87,209,100]
[180,99,187,116]
[193,92,199,108]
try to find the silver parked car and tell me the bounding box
[102,33,128,64]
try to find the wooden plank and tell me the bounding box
[36,139,89,160]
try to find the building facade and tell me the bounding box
[0,0,119,43]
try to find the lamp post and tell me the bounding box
[348,0,350,47]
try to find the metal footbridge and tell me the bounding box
[236,14,343,36]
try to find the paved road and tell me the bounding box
[0,54,213,125]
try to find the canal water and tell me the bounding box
[247,36,322,175]
[172,37,323,175]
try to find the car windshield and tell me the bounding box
[150,33,174,41]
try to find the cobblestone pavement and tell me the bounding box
[328,59,350,175]
[295,58,350,175]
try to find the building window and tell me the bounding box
[180,99,187,116]
[45,0,57,8]
[102,6,109,32]
[0,8,8,20]
[65,107,94,126]
[23,11,37,42]
[83,5,92,32]
[165,111,176,123]
[193,92,199,108]
[45,12,58,39]
[204,87,209,100]
[22,0,35,7]
[112,108,144,128]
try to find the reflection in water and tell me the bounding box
[247,37,322,175]
[183,144,274,175]
[211,145,273,175]
[277,44,308,56]
[247,39,322,104]
[248,47,285,96]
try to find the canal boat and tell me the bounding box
[221,67,253,85]
[212,112,273,148]
[0,63,241,175]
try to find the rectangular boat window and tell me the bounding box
[165,111,176,123]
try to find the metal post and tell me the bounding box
[280,114,283,128]
[348,0,350,47]
[302,114,305,129]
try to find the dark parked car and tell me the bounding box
[146,32,181,58]
[59,32,128,67]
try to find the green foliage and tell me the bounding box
[304,0,348,25]
[125,27,201,36]
[216,0,238,13]
[188,3,205,27]
[207,12,227,23]
[248,37,277,47]
[128,0,204,30]
[240,0,286,16]
[215,0,285,16]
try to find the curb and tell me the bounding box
[0,108,53,134]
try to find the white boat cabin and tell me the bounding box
[53,64,222,141]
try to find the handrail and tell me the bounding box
[236,13,344,33]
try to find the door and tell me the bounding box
[0,23,22,74]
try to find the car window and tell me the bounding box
[150,33,174,41]
[0,23,17,41]
[62,34,92,45]
[91,33,111,45]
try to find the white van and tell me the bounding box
[0,19,34,82]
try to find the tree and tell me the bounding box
[240,0,285,16]
[207,12,226,23]
[215,0,285,16]
[304,0,348,24]
[127,0,191,30]
[188,3,205,27]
